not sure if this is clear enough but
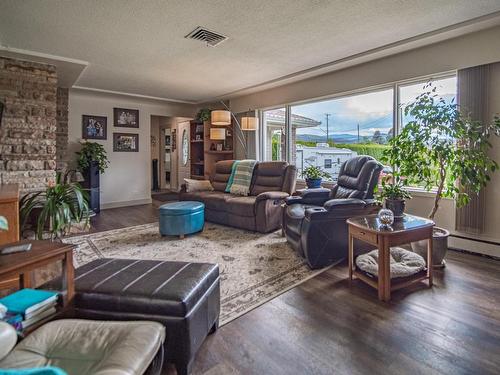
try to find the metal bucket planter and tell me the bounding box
[385,198,406,219]
[411,226,450,268]
[305,178,322,188]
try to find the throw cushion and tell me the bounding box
[184,178,214,193]
[225,160,240,192]
[355,247,426,278]
[229,160,258,196]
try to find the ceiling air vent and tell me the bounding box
[185,26,228,47]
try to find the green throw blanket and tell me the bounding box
[229,160,257,196]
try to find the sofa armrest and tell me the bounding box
[256,191,290,202]
[286,188,331,206]
[323,198,366,210]
[0,321,17,361]
[305,199,380,220]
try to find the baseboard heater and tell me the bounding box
[449,234,500,260]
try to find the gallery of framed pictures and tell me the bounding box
[114,107,139,128]
[82,115,107,140]
[113,133,139,152]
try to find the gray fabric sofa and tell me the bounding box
[180,160,296,233]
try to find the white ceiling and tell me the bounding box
[1,0,500,103]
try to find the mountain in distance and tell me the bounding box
[296,133,363,144]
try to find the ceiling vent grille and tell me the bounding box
[185,26,228,47]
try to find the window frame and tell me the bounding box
[257,70,457,185]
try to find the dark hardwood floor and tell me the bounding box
[89,204,500,375]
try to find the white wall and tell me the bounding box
[68,89,195,208]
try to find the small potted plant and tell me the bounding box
[196,108,211,122]
[76,141,109,176]
[376,176,412,218]
[302,165,331,188]
[383,83,500,266]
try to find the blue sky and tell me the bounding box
[292,77,457,138]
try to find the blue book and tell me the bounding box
[0,289,59,316]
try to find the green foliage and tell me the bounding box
[382,83,500,219]
[272,133,281,160]
[296,140,389,160]
[20,173,89,240]
[302,165,331,180]
[376,176,412,201]
[196,108,211,122]
[76,141,109,174]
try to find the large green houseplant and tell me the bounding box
[20,173,89,240]
[383,84,500,266]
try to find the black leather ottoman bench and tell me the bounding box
[44,258,220,375]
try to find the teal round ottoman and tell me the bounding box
[159,201,205,238]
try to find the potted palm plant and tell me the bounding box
[383,83,500,266]
[20,173,89,240]
[376,176,412,218]
[302,165,331,188]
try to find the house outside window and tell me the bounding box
[324,159,332,169]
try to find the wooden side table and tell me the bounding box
[347,214,434,301]
[0,241,75,307]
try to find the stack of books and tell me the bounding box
[0,288,60,331]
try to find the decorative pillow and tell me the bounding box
[355,247,426,278]
[183,179,214,193]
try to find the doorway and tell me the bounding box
[150,115,176,201]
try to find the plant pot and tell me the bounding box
[385,198,406,218]
[411,226,450,268]
[305,178,322,188]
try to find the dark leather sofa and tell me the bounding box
[283,156,383,269]
[180,160,296,233]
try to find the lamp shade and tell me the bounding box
[211,110,231,126]
[241,116,258,131]
[210,128,226,140]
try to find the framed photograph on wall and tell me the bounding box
[82,115,107,140]
[113,132,139,152]
[114,107,139,128]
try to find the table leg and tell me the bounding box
[378,237,391,301]
[61,250,75,306]
[427,236,433,287]
[19,272,32,289]
[348,232,354,281]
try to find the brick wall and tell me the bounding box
[56,87,69,170]
[0,57,58,192]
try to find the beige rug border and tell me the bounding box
[219,263,333,326]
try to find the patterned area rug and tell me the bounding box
[62,222,330,326]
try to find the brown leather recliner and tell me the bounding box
[283,156,383,269]
[180,160,296,233]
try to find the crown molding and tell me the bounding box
[71,86,197,105]
[209,11,500,102]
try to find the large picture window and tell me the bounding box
[290,88,393,181]
[260,73,457,183]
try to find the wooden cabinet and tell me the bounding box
[189,120,235,180]
[0,184,20,246]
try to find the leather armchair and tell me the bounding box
[0,319,165,375]
[284,156,383,269]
